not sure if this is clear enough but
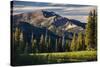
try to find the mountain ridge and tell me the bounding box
[12,10,86,36]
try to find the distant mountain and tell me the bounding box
[12,10,86,38]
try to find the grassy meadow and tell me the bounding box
[14,51,97,66]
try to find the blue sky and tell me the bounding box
[12,1,96,23]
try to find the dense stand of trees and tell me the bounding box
[13,27,64,54]
[12,9,97,54]
[70,32,85,51]
[70,9,97,51]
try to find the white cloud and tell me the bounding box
[13,6,64,15]
[12,3,96,23]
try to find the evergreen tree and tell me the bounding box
[48,36,51,52]
[93,9,97,50]
[19,31,25,53]
[40,34,45,52]
[58,38,62,52]
[15,27,21,44]
[55,38,58,52]
[45,29,48,51]
[85,11,92,50]
[12,32,15,48]
[40,34,43,51]
[32,38,38,53]
[62,34,65,51]
[70,33,77,51]
[34,39,37,53]
[65,40,70,51]
[85,10,97,50]
[77,32,85,51]
[14,27,21,54]
[31,34,35,53]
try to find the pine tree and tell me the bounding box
[85,10,97,50]
[65,40,70,51]
[40,34,43,51]
[32,38,37,53]
[77,32,85,51]
[45,29,48,51]
[12,32,15,46]
[34,39,37,53]
[70,33,77,51]
[48,36,51,52]
[93,9,97,50]
[55,38,58,51]
[31,34,35,53]
[85,11,92,50]
[19,31,24,53]
[15,27,21,43]
[40,34,45,52]
[14,27,21,54]
[58,37,62,52]
[62,34,65,51]
[24,42,28,54]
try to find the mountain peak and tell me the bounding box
[12,10,86,34]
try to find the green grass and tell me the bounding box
[15,51,97,66]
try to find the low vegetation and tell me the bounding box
[14,51,97,66]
